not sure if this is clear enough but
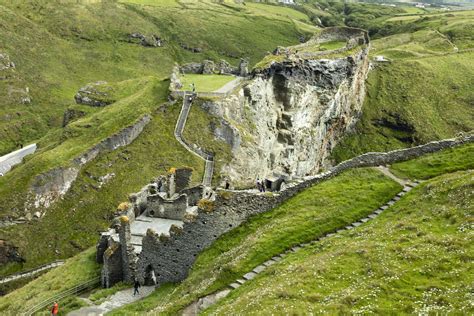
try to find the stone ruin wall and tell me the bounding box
[101,134,473,287]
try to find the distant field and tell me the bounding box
[179,74,235,92]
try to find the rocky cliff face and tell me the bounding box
[202,42,370,186]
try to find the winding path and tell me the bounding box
[68,286,155,316]
[174,92,214,187]
[181,169,420,315]
[0,260,64,285]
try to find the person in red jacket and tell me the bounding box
[51,302,58,316]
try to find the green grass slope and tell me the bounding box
[332,51,474,162]
[109,168,401,315]
[0,247,99,315]
[206,169,474,314]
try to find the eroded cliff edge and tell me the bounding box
[201,27,370,186]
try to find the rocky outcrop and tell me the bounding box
[200,29,370,186]
[0,53,15,75]
[0,240,24,265]
[24,115,151,214]
[180,59,238,75]
[128,33,163,47]
[74,81,113,107]
[62,107,87,127]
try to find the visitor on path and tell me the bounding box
[256,178,262,192]
[191,82,196,93]
[225,179,230,190]
[133,279,141,296]
[51,302,58,316]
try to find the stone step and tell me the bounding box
[345,226,354,230]
[336,229,345,234]
[236,279,246,285]
[374,209,383,215]
[291,246,301,252]
[243,272,257,280]
[272,256,282,262]
[352,222,362,227]
[326,233,335,238]
[381,205,388,210]
[361,218,370,223]
[403,186,412,192]
[368,214,378,219]
[229,283,241,289]
[253,265,266,274]
[393,196,401,201]
[263,260,276,267]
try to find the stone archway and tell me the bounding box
[144,264,157,286]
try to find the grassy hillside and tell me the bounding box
[109,168,401,314]
[331,9,474,162]
[0,0,318,275]
[331,51,474,162]
[206,169,473,314]
[0,247,99,315]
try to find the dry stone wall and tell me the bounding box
[23,115,151,217]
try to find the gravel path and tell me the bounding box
[213,77,243,94]
[68,286,155,316]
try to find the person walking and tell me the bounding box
[225,179,230,190]
[133,279,141,296]
[51,302,58,316]
[256,178,262,192]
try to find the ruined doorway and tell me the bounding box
[144,264,157,286]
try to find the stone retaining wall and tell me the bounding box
[24,115,151,214]
[133,134,473,286]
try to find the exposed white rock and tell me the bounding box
[202,47,370,186]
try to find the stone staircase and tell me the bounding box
[174,92,214,187]
[181,180,421,315]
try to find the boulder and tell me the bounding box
[0,53,15,71]
[74,81,113,107]
[202,60,215,74]
[217,60,237,75]
[180,63,203,74]
[128,33,163,47]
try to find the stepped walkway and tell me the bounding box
[174,92,214,187]
[181,169,420,315]
[68,285,155,316]
[0,260,64,285]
